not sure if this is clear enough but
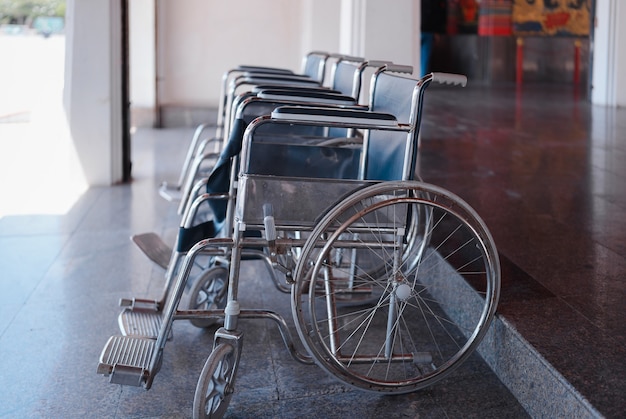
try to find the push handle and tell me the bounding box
[365,60,393,68]
[431,72,467,87]
[336,54,366,63]
[384,64,414,74]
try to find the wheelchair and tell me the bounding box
[97,67,501,419]
[158,51,339,204]
[173,54,374,216]
[127,57,392,324]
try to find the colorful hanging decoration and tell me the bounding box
[478,0,514,36]
[512,0,591,36]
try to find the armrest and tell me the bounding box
[239,76,320,87]
[252,85,340,95]
[236,65,293,75]
[270,106,397,127]
[257,89,356,105]
[240,73,312,82]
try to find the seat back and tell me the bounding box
[301,51,330,82]
[329,57,364,99]
[364,70,421,181]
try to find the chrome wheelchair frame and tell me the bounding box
[97,69,500,419]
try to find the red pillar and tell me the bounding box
[574,40,581,85]
[516,37,524,85]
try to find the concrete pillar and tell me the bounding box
[129,0,156,127]
[301,0,342,56]
[64,0,124,185]
[340,0,420,76]
[592,0,626,107]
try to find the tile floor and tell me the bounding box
[1,81,624,418]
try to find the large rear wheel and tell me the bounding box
[291,181,500,393]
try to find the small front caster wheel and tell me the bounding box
[193,343,236,418]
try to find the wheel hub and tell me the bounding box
[395,283,412,301]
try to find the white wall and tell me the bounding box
[592,0,626,106]
[157,0,307,109]
[148,0,415,111]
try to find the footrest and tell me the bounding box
[97,335,156,386]
[118,308,172,339]
[158,182,182,202]
[119,297,159,310]
[131,232,172,270]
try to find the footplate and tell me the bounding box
[97,335,156,386]
[158,182,182,202]
[118,308,172,339]
[131,232,172,270]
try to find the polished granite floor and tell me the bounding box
[419,83,626,418]
[0,82,624,418]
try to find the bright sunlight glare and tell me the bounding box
[0,32,87,218]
